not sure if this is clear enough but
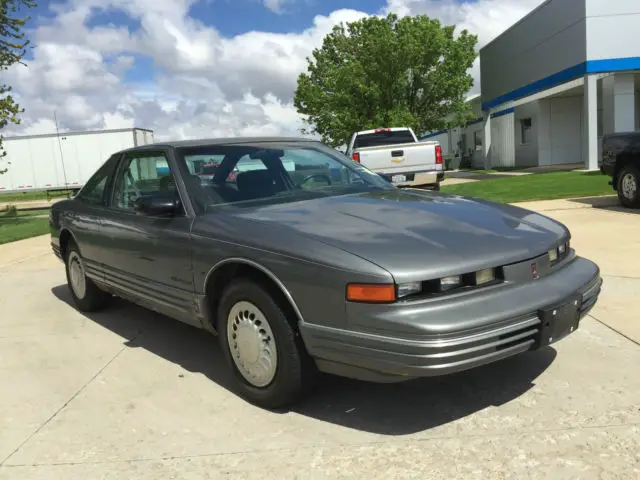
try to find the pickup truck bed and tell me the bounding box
[347,128,444,189]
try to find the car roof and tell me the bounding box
[118,136,319,154]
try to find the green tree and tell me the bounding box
[1,0,36,173]
[294,13,478,147]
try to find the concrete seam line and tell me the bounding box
[0,252,50,271]
[588,314,640,348]
[1,422,639,468]
[0,331,143,467]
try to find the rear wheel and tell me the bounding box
[617,165,640,208]
[217,278,316,409]
[65,242,111,312]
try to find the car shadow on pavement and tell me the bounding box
[52,284,557,436]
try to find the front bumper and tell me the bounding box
[300,256,602,383]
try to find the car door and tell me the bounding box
[63,154,120,279]
[99,149,198,327]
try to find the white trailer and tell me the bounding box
[0,128,155,193]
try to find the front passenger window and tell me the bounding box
[112,154,180,212]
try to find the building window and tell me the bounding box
[473,131,482,151]
[520,118,532,145]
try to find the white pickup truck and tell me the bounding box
[345,127,444,190]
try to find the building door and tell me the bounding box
[550,97,582,164]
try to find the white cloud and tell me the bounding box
[263,0,288,13]
[5,0,544,141]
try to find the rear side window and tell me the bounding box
[353,130,415,149]
[75,155,119,206]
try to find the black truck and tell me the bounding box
[601,132,640,208]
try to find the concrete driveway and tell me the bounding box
[1,197,639,479]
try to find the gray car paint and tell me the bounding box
[50,137,602,383]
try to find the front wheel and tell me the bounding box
[65,242,111,312]
[617,165,640,208]
[217,279,316,409]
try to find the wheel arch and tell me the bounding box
[203,258,306,332]
[59,228,80,260]
[613,153,640,187]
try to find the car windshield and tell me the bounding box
[175,141,394,212]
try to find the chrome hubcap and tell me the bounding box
[68,251,87,299]
[227,301,278,388]
[621,173,637,200]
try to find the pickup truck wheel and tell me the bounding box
[65,242,112,312]
[217,279,315,409]
[617,165,640,208]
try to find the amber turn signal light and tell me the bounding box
[346,284,396,303]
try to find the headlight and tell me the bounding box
[397,281,422,298]
[475,268,496,285]
[558,242,567,255]
[550,240,570,265]
[440,275,461,291]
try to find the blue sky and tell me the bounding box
[194,0,388,36]
[29,0,388,37]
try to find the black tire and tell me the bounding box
[431,183,441,192]
[65,241,112,312]
[617,165,640,208]
[217,278,317,409]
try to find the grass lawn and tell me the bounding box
[3,208,50,217]
[0,217,49,245]
[441,171,613,203]
[457,167,520,174]
[0,208,51,244]
[0,189,73,203]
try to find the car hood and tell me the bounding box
[226,189,569,282]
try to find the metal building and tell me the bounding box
[422,0,640,170]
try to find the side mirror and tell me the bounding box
[134,194,178,216]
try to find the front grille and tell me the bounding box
[426,314,541,368]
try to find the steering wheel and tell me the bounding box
[301,173,332,187]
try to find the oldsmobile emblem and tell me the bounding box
[531,263,539,280]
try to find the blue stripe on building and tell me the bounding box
[418,117,484,140]
[481,56,640,110]
[490,108,515,119]
[419,129,447,140]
